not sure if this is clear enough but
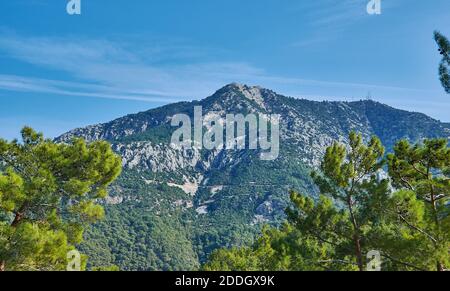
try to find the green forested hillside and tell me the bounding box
[55,84,449,270]
[204,133,450,271]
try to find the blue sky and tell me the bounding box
[0,0,449,140]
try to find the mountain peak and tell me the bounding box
[214,83,267,108]
[226,82,265,93]
[54,83,450,272]
[222,82,262,91]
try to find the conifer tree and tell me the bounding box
[203,133,449,271]
[202,225,330,271]
[288,132,388,271]
[387,138,450,271]
[434,31,450,93]
[0,127,122,271]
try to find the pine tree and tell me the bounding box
[288,132,389,271]
[202,133,449,271]
[0,127,122,271]
[434,31,450,93]
[202,225,330,271]
[387,138,450,271]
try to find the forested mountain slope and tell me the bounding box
[57,83,450,270]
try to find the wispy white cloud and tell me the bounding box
[0,31,445,118]
[291,0,404,48]
[289,0,366,48]
[0,33,267,100]
[0,74,182,103]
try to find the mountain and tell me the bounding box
[57,83,450,270]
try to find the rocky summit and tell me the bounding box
[57,83,450,271]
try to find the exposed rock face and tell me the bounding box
[58,83,450,172]
[56,83,450,271]
[104,195,124,205]
[113,142,202,172]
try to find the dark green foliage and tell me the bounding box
[0,127,122,271]
[349,100,449,151]
[435,31,450,93]
[54,83,450,271]
[91,265,120,271]
[204,133,450,271]
[80,170,200,271]
[203,224,332,271]
[80,150,314,270]
[288,132,388,271]
[387,138,450,271]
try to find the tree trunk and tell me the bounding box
[11,203,27,227]
[11,212,24,227]
[354,235,364,271]
[349,221,364,270]
[429,183,444,272]
[1,205,28,272]
[347,195,364,271]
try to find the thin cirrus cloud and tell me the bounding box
[291,0,403,48]
[304,0,400,28]
[0,30,444,119]
[0,33,277,101]
[0,74,182,103]
[289,0,366,48]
